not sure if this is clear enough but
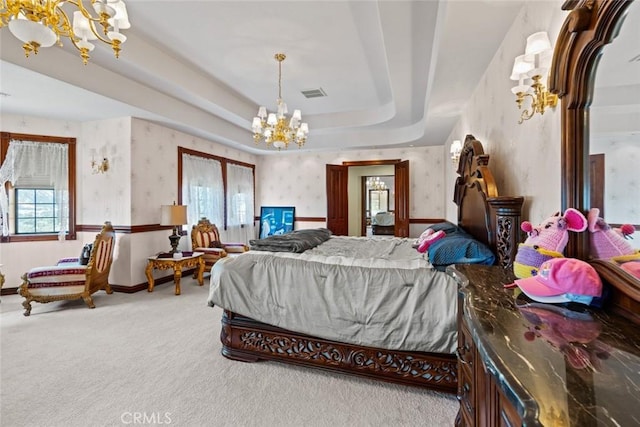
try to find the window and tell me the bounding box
[15,188,61,234]
[180,151,224,227]
[225,162,255,243]
[0,132,76,242]
[178,147,255,243]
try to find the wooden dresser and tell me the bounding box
[450,264,640,426]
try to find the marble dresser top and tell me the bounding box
[449,264,640,426]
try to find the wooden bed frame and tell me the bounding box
[218,135,523,394]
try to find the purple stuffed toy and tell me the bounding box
[587,208,640,279]
[513,208,588,278]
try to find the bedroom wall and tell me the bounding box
[0,115,258,289]
[256,145,445,238]
[444,1,567,225]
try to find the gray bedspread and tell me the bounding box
[208,236,458,353]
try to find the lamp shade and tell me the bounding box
[8,18,57,47]
[160,204,187,226]
[525,31,551,56]
[450,140,462,154]
[510,54,534,80]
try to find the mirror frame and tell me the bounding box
[550,0,640,321]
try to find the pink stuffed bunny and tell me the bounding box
[513,208,588,278]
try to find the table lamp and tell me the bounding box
[160,202,187,253]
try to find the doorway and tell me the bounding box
[326,160,409,237]
[363,176,394,236]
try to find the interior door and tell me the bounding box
[326,164,349,235]
[394,160,410,237]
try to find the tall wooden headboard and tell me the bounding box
[453,134,524,268]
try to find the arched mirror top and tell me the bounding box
[549,0,640,321]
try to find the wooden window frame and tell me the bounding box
[0,132,77,242]
[177,147,255,230]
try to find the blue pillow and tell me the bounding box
[425,221,461,235]
[427,231,495,267]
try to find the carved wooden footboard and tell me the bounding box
[220,310,458,393]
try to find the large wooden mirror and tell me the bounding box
[550,0,640,320]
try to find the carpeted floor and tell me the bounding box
[0,278,458,427]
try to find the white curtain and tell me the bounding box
[225,163,255,243]
[181,153,224,229]
[0,140,69,238]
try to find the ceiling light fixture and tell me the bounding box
[0,0,131,65]
[510,31,558,124]
[252,53,309,150]
[367,177,387,191]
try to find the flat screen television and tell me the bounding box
[259,206,295,239]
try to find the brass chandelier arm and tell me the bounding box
[517,93,537,124]
[515,76,558,124]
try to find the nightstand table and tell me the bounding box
[146,252,205,295]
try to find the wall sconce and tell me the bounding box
[450,140,462,165]
[510,31,558,124]
[91,157,109,174]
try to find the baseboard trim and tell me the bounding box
[1,287,17,296]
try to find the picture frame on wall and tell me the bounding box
[259,206,295,239]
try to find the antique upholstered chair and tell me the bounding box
[18,221,116,316]
[191,218,249,274]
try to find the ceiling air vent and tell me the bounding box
[301,88,327,98]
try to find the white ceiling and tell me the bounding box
[0,0,527,154]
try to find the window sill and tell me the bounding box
[1,233,76,243]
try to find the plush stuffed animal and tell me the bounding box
[415,228,446,253]
[418,229,446,253]
[513,208,588,279]
[587,208,640,278]
[588,208,638,259]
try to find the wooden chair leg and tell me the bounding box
[82,294,96,309]
[22,299,32,317]
[104,283,113,294]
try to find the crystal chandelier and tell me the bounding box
[0,0,131,65]
[367,177,387,191]
[252,53,309,150]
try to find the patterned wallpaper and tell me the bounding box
[80,118,132,225]
[130,119,258,227]
[592,136,640,250]
[444,1,566,225]
[256,145,445,227]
